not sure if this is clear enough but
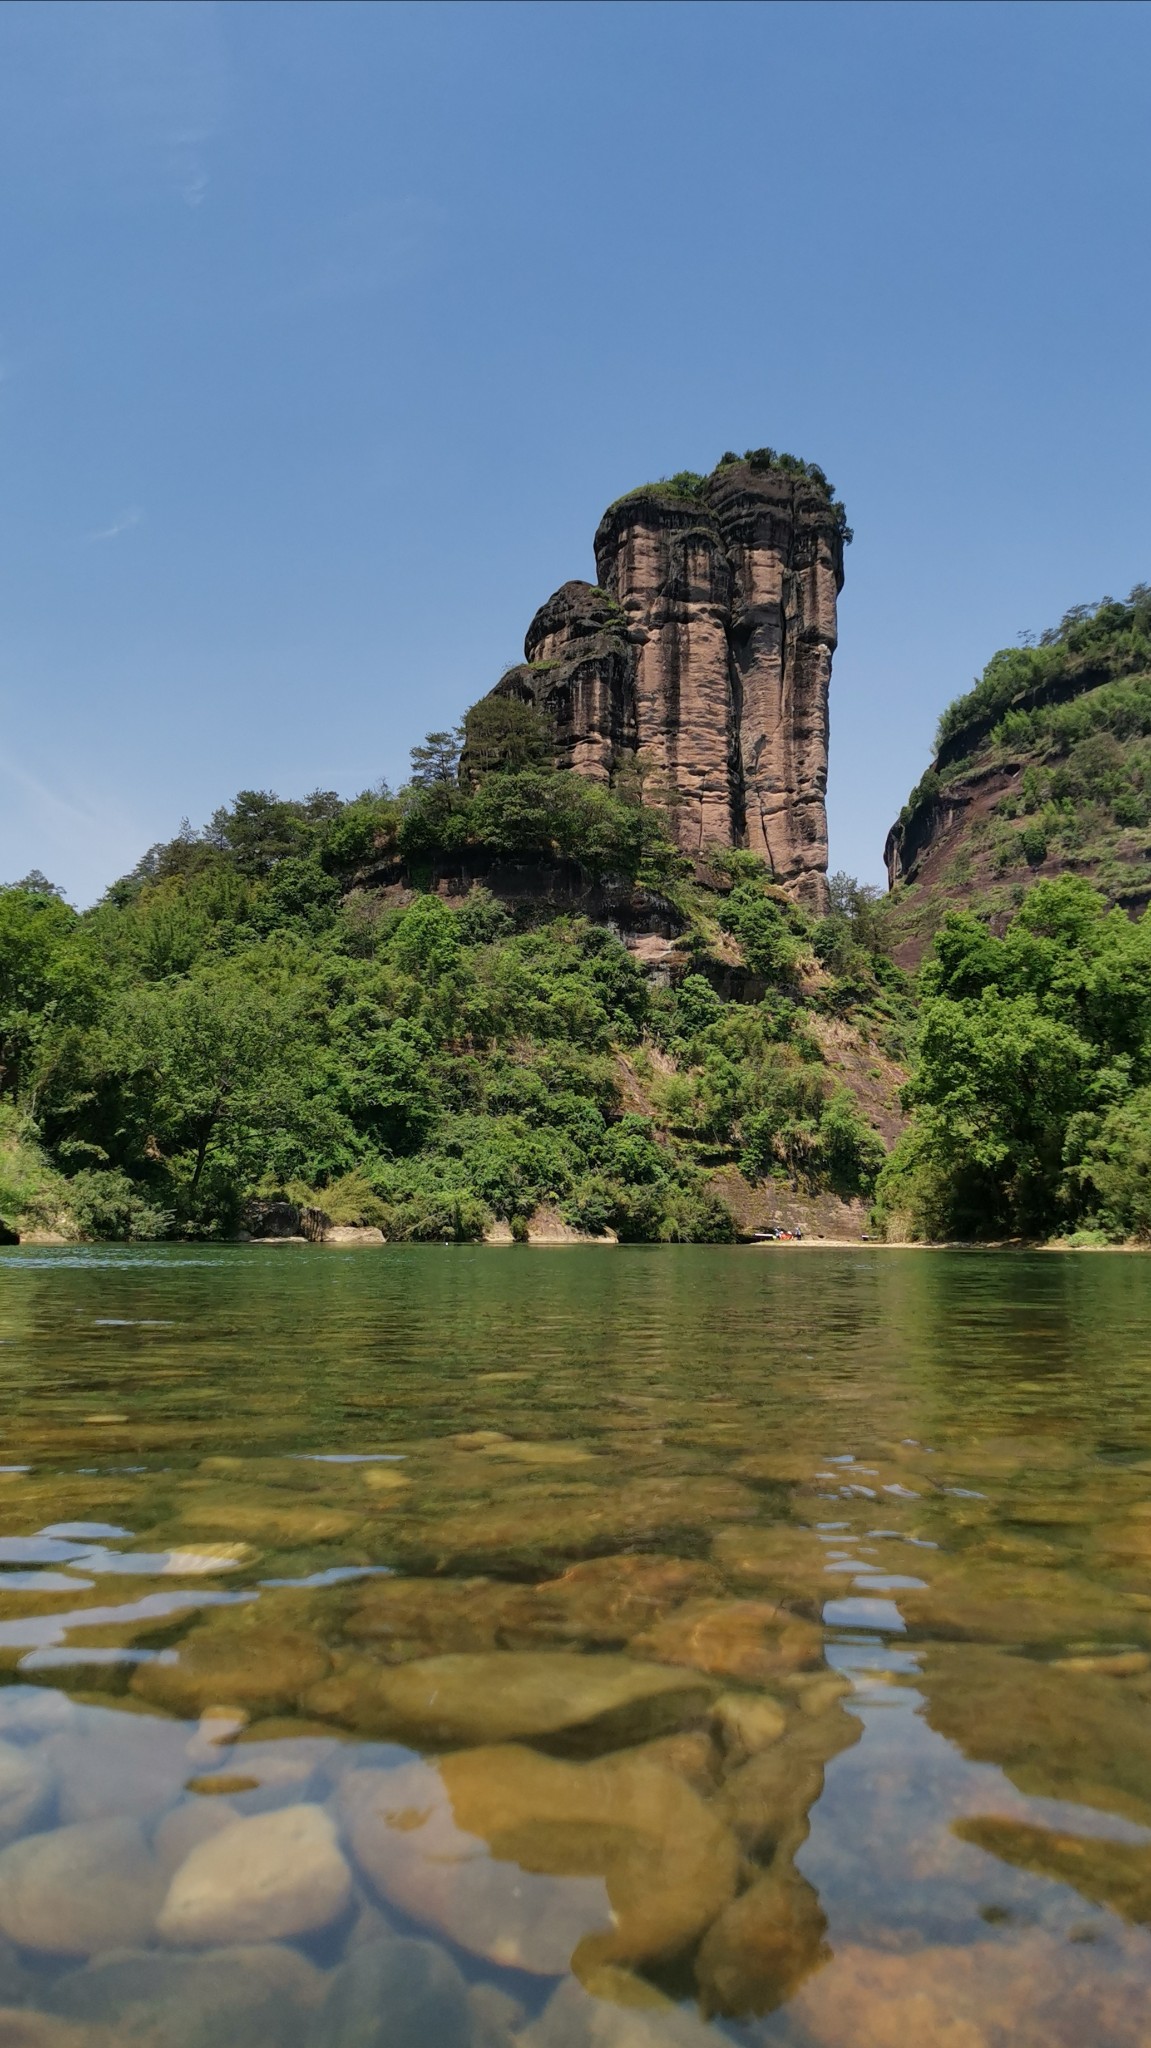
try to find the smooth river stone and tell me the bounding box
[0,1740,51,1843]
[631,1599,824,1685]
[131,1625,331,1718]
[157,1803,352,1945]
[341,1743,739,1975]
[45,1943,325,2047]
[45,1712,190,1825]
[306,1936,473,2048]
[0,1819,160,1955]
[305,1651,717,1750]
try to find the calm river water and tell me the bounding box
[0,1243,1150,2046]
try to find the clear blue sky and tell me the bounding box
[2,0,1148,904]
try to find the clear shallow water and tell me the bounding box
[0,1246,1150,2043]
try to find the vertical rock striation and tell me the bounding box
[480,453,848,906]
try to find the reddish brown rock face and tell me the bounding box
[482,456,846,907]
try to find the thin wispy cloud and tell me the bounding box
[88,507,143,544]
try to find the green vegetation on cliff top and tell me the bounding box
[934,585,1151,753]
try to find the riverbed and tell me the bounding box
[0,1242,1150,2045]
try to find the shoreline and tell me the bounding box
[8,1230,1151,1254]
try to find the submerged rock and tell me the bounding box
[711,1692,788,1762]
[0,1740,51,1843]
[919,1643,1151,1827]
[897,1561,1144,1647]
[45,1942,324,2046]
[341,1742,739,1975]
[519,1973,718,2047]
[344,1556,724,1663]
[46,1712,190,1825]
[715,1706,861,1862]
[695,1863,829,2016]
[0,1818,159,1956]
[0,2016,109,2048]
[305,1650,717,1750]
[954,1814,1151,1923]
[416,1477,760,1574]
[503,1556,726,1649]
[178,1498,358,1546]
[131,1624,331,1718]
[787,1930,1151,2048]
[157,1803,351,1945]
[632,1598,823,1684]
[306,1936,472,2048]
[343,1578,513,1660]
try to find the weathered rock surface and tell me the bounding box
[157,1803,351,1945]
[305,1649,716,1750]
[341,1743,738,1974]
[477,455,847,905]
[0,1818,160,1955]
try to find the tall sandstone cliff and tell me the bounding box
[482,454,848,908]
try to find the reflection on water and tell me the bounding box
[0,1246,1149,2042]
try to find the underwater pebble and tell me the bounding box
[0,1741,51,1844]
[305,1936,472,2048]
[44,1941,325,2046]
[158,1802,351,1946]
[0,1818,159,1956]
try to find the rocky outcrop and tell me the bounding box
[481,455,848,908]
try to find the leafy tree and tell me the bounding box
[409,730,462,788]
[461,696,554,783]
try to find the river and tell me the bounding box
[0,1243,1150,2045]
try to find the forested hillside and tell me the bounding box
[885,587,1151,960]
[0,714,905,1245]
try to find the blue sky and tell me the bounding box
[1,0,1148,904]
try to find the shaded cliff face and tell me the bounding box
[883,590,1151,965]
[485,455,847,908]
